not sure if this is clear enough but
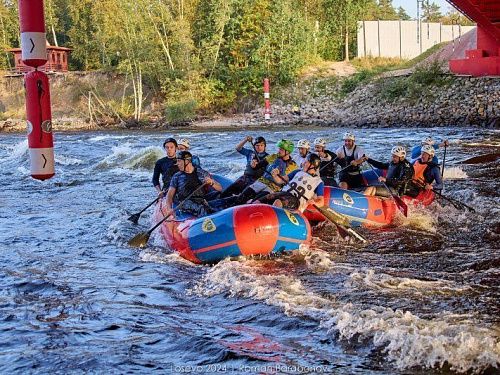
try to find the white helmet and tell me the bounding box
[421,144,435,157]
[296,139,310,149]
[314,137,327,148]
[343,132,355,141]
[391,145,406,158]
[178,138,190,149]
[421,136,435,146]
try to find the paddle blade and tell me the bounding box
[127,213,140,225]
[128,232,150,248]
[394,196,408,217]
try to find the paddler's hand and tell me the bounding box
[157,190,165,199]
[250,159,258,168]
[424,183,433,191]
[204,177,215,187]
[246,135,253,143]
[378,176,386,183]
[271,168,280,176]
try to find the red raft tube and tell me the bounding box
[153,202,312,264]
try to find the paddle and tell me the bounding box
[413,179,475,212]
[313,204,367,243]
[458,152,500,164]
[441,143,447,178]
[367,163,408,217]
[128,182,209,248]
[128,196,160,224]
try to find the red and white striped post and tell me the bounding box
[19,0,55,180]
[263,78,271,120]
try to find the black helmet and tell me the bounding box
[176,150,192,160]
[163,137,177,148]
[307,153,321,169]
[253,136,266,146]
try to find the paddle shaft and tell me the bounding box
[136,196,159,216]
[413,178,475,212]
[367,163,408,216]
[146,183,209,235]
[441,144,447,178]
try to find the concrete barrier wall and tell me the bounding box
[357,20,475,59]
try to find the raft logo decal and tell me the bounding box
[41,120,52,133]
[201,218,216,233]
[343,193,354,205]
[284,209,299,226]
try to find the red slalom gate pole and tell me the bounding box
[264,78,271,121]
[18,0,55,180]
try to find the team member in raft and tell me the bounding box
[152,137,179,199]
[294,139,311,168]
[410,136,449,164]
[177,138,201,167]
[364,146,415,197]
[336,132,368,191]
[220,135,268,198]
[228,139,298,205]
[165,151,222,217]
[405,144,443,197]
[258,153,324,213]
[313,137,342,186]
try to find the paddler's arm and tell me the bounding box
[308,182,324,207]
[204,176,222,192]
[236,136,252,151]
[366,158,388,170]
[165,187,176,212]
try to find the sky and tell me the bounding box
[392,0,455,19]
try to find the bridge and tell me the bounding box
[447,0,500,76]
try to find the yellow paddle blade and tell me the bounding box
[128,232,150,248]
[316,205,351,228]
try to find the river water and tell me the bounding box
[0,127,499,374]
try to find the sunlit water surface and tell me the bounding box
[0,127,499,374]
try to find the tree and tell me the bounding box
[397,6,411,20]
[421,1,442,23]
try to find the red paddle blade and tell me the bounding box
[394,196,408,217]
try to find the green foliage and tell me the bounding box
[378,61,449,101]
[165,99,198,125]
[339,69,375,97]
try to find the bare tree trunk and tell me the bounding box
[344,26,349,61]
[51,25,58,46]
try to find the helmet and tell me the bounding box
[163,137,177,148]
[296,139,310,149]
[253,136,266,146]
[177,138,190,149]
[343,132,355,141]
[176,150,192,160]
[391,145,406,158]
[421,144,435,157]
[314,138,327,147]
[276,139,294,153]
[306,153,321,169]
[421,136,435,146]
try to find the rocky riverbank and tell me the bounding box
[1,67,499,133]
[236,74,500,129]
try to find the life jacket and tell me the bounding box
[284,171,322,212]
[386,159,414,194]
[176,168,205,202]
[161,157,179,188]
[343,145,361,175]
[412,159,439,185]
[319,150,337,177]
[260,155,298,192]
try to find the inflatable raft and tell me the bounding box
[153,201,311,264]
[304,185,435,227]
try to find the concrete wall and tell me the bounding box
[357,20,475,59]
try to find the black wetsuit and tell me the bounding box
[367,158,414,197]
[152,156,179,191]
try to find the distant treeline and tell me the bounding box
[0,0,472,118]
